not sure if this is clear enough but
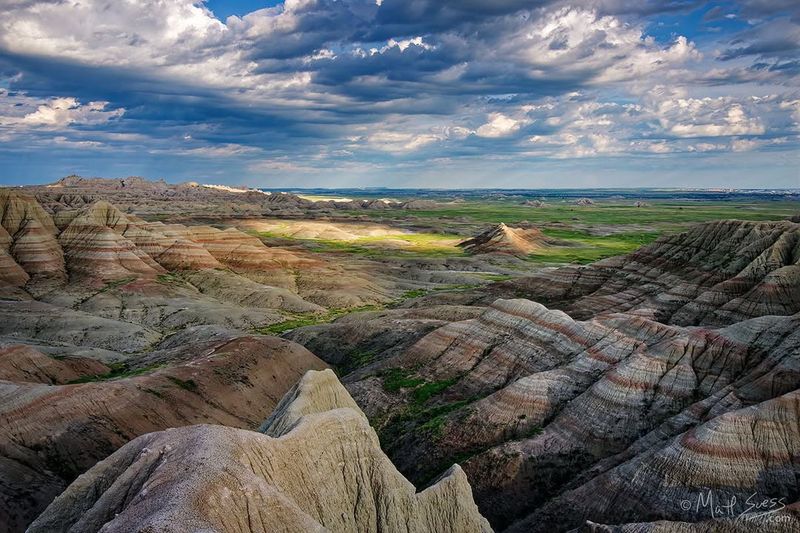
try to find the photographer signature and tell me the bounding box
[679,490,787,522]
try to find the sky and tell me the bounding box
[0,1,798,188]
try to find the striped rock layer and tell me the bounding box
[506,220,800,326]
[58,202,165,280]
[0,190,65,287]
[0,344,109,385]
[30,369,492,533]
[0,225,28,286]
[0,335,326,532]
[361,299,800,531]
[514,390,800,532]
[0,190,389,309]
[458,223,550,256]
[0,190,390,308]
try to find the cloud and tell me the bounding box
[483,88,798,159]
[50,136,105,149]
[0,91,124,131]
[491,8,701,84]
[360,130,444,152]
[703,6,726,22]
[170,143,263,158]
[0,0,797,186]
[476,113,523,138]
[718,18,800,61]
[654,97,766,137]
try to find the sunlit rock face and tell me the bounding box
[0,190,66,290]
[458,223,552,256]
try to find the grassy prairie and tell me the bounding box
[256,230,465,258]
[348,200,796,227]
[256,199,794,265]
[533,228,661,264]
[335,199,794,264]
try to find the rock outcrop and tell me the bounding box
[0,189,388,310]
[3,180,797,533]
[30,369,492,533]
[0,190,66,289]
[0,226,29,286]
[12,218,66,282]
[345,298,800,531]
[0,335,327,531]
[522,200,547,207]
[36,175,431,217]
[459,223,550,256]
[58,201,165,280]
[0,344,109,385]
[322,223,800,530]
[513,390,800,532]
[504,219,800,325]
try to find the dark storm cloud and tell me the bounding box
[369,0,700,38]
[718,17,800,61]
[240,1,378,60]
[736,0,800,19]
[719,38,800,60]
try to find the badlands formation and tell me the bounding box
[288,218,800,531]
[458,223,552,256]
[0,182,486,531]
[30,369,491,533]
[0,177,798,532]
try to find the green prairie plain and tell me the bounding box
[256,198,796,265]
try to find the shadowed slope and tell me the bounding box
[351,298,800,531]
[505,220,800,325]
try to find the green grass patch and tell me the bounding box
[382,367,426,392]
[418,414,448,436]
[254,230,465,259]
[100,276,137,291]
[255,200,792,266]
[379,397,476,451]
[401,288,430,299]
[256,315,328,335]
[156,273,183,285]
[381,368,460,405]
[412,377,459,404]
[417,398,474,436]
[477,273,514,282]
[255,305,380,335]
[341,348,380,373]
[526,229,661,264]
[347,200,796,227]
